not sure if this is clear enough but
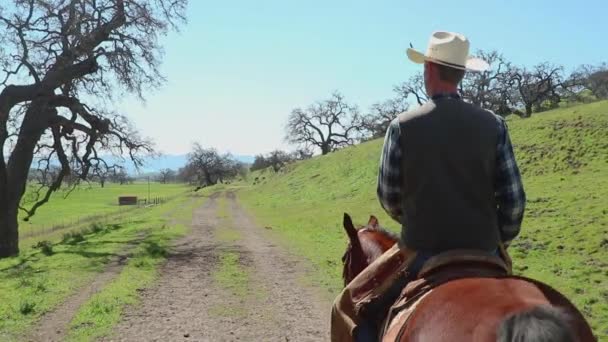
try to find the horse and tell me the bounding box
[340,213,596,342]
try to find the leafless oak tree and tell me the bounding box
[508,63,564,117]
[461,50,514,116]
[394,73,428,106]
[158,168,175,183]
[285,92,363,155]
[362,97,409,139]
[186,143,241,186]
[0,0,187,257]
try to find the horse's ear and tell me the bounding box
[368,215,379,229]
[343,213,359,244]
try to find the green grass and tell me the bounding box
[213,252,250,298]
[0,188,202,342]
[19,182,188,237]
[214,194,242,242]
[207,193,252,317]
[238,101,608,337]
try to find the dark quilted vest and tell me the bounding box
[398,97,501,253]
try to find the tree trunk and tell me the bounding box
[0,101,54,258]
[0,201,19,257]
[525,104,533,118]
[321,143,331,155]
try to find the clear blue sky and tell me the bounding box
[119,0,607,156]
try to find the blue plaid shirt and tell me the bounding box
[377,99,526,246]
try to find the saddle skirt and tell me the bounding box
[380,249,511,340]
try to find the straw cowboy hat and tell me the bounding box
[407,31,489,72]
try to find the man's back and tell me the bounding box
[397,96,502,253]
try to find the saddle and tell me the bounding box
[380,250,511,340]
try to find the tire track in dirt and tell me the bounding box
[27,232,148,342]
[101,191,330,341]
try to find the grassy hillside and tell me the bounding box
[238,101,608,337]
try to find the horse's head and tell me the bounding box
[341,213,399,286]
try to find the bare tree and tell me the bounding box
[394,73,428,106]
[587,66,608,99]
[108,168,132,185]
[362,98,408,139]
[267,150,292,172]
[0,0,187,257]
[290,146,314,161]
[461,50,514,115]
[508,63,564,117]
[250,154,269,172]
[571,63,608,100]
[285,92,363,155]
[158,169,175,184]
[176,163,197,185]
[187,143,220,186]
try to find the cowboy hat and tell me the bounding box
[406,31,489,72]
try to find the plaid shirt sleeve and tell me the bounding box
[377,118,403,224]
[494,115,526,246]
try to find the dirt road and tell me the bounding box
[101,192,330,341]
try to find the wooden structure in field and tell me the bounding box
[118,196,138,206]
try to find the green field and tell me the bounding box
[237,101,608,337]
[18,182,188,239]
[0,185,204,342]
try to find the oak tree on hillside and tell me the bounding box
[508,63,564,117]
[461,50,514,116]
[573,63,608,100]
[285,92,364,155]
[0,0,187,257]
[394,73,428,106]
[362,97,409,139]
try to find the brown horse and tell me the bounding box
[341,213,596,342]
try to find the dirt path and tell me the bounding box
[101,192,330,341]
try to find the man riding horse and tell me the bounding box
[331,31,526,341]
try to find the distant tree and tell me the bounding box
[186,144,242,186]
[571,63,608,100]
[250,154,269,172]
[394,73,428,106]
[187,144,221,186]
[109,169,131,185]
[215,153,239,183]
[158,169,176,184]
[176,163,197,185]
[0,0,186,257]
[508,63,564,117]
[267,150,293,172]
[290,146,314,161]
[362,98,409,139]
[587,67,608,99]
[285,92,364,155]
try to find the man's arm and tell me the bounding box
[494,116,526,247]
[377,119,403,224]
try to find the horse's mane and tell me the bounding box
[359,223,399,242]
[357,224,400,260]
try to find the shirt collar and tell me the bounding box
[431,93,461,101]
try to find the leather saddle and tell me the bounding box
[379,249,511,340]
